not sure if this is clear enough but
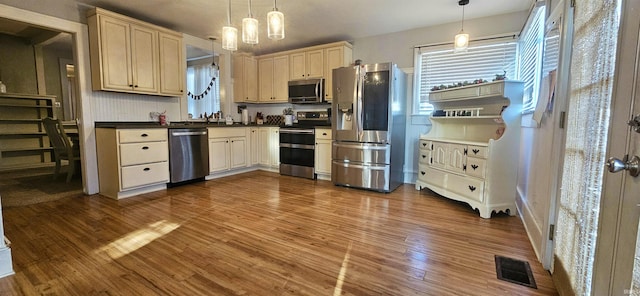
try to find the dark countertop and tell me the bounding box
[94,121,282,129]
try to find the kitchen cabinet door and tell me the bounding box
[130,24,158,93]
[324,46,352,101]
[258,128,270,166]
[229,137,247,168]
[250,128,259,165]
[272,55,289,102]
[431,142,447,169]
[158,32,184,95]
[269,127,280,167]
[306,49,324,79]
[315,139,332,175]
[98,15,133,91]
[289,52,306,80]
[258,58,274,102]
[209,138,230,173]
[233,55,258,102]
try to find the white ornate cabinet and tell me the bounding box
[415,80,524,218]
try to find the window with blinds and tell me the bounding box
[414,41,518,115]
[519,5,546,113]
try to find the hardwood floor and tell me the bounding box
[0,171,557,295]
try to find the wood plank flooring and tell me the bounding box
[0,171,558,295]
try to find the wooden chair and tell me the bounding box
[42,117,80,182]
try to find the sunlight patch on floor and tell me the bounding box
[333,241,353,296]
[96,220,180,260]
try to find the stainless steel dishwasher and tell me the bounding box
[168,127,209,184]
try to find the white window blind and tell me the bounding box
[414,41,518,115]
[519,5,546,113]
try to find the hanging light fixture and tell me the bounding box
[221,0,237,51]
[209,37,220,77]
[242,0,259,44]
[454,0,470,52]
[267,0,284,40]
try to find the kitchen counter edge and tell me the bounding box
[95,122,282,129]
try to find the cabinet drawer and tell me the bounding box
[120,161,169,189]
[419,139,432,150]
[120,142,168,166]
[467,145,488,159]
[466,157,486,179]
[420,165,444,186]
[448,174,484,203]
[208,127,246,139]
[419,151,431,165]
[119,129,167,143]
[315,128,332,140]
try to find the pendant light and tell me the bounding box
[454,0,470,52]
[221,0,237,51]
[209,37,219,77]
[242,0,259,44]
[267,0,285,40]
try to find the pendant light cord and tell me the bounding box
[248,0,253,17]
[461,5,465,31]
[227,0,231,25]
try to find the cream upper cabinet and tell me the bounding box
[258,55,289,102]
[233,54,258,103]
[158,32,184,96]
[87,8,184,97]
[324,45,353,101]
[289,49,324,80]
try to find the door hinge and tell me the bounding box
[559,111,566,129]
[549,224,555,240]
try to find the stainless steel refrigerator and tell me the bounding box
[331,62,406,192]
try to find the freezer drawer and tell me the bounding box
[331,160,390,192]
[332,141,390,164]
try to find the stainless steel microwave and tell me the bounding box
[288,78,325,104]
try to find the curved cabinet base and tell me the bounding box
[416,180,516,219]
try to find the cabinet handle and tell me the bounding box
[471,164,478,170]
[431,144,433,150]
[141,133,148,137]
[422,142,426,147]
[421,171,425,175]
[143,168,150,171]
[472,149,480,155]
[464,148,468,155]
[430,157,433,164]
[421,155,426,159]
[468,185,476,192]
[322,133,327,136]
[463,164,467,171]
[142,146,149,150]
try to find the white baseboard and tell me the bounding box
[0,247,14,278]
[516,187,543,262]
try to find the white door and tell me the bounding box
[229,137,247,169]
[209,138,229,173]
[593,0,640,294]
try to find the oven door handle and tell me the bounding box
[280,143,315,149]
[280,128,315,134]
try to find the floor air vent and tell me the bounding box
[494,255,537,289]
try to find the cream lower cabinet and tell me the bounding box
[315,128,332,179]
[96,128,169,199]
[208,127,249,173]
[250,127,279,169]
[415,80,524,218]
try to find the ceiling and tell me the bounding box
[74,0,532,55]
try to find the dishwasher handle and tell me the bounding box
[171,131,207,136]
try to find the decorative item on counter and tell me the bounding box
[242,109,249,125]
[158,110,167,125]
[266,115,283,125]
[256,112,264,125]
[283,107,294,126]
[225,115,233,125]
[0,80,6,93]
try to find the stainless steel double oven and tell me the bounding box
[279,111,330,179]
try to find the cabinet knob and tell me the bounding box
[129,84,133,87]
[322,133,327,136]
[421,171,425,175]
[134,85,138,88]
[141,133,148,137]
